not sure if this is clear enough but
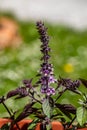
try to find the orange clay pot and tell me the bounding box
[0,118,63,130]
[68,126,87,130]
[0,118,64,130]
[0,118,87,130]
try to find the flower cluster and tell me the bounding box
[36,21,56,96]
[58,77,80,93]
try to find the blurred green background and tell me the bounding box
[0,13,87,117]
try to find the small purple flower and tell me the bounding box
[40,76,48,85]
[41,87,46,94]
[41,87,55,96]
[40,63,53,76]
[46,87,55,96]
[49,75,57,83]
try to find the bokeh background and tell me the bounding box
[0,0,87,116]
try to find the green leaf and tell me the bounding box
[46,123,52,130]
[42,99,51,118]
[0,123,10,130]
[76,107,87,126]
[27,119,39,130]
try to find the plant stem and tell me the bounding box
[32,86,42,99]
[40,123,46,130]
[2,102,21,130]
[68,115,76,129]
[10,121,21,130]
[15,122,21,130]
[28,93,42,104]
[2,102,12,117]
[54,88,67,102]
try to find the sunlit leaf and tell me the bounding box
[42,99,51,118]
[77,107,87,126]
[27,119,39,130]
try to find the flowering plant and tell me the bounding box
[0,21,87,130]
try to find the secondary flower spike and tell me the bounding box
[36,21,56,96]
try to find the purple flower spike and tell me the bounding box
[36,21,50,63]
[36,21,57,96]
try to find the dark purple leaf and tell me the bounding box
[24,102,35,112]
[55,103,76,114]
[6,89,19,99]
[17,87,28,97]
[35,113,46,120]
[55,103,76,119]
[15,102,37,122]
[79,78,87,88]
[57,77,80,94]
[7,87,28,99]
[23,79,33,88]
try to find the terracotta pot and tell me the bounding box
[78,128,87,130]
[0,118,87,130]
[0,118,63,130]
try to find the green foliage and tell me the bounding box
[76,93,87,126]
[0,15,87,120]
[42,99,51,118]
[76,107,87,126]
[46,124,52,130]
[0,123,10,130]
[27,119,39,130]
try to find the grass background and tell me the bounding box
[0,12,87,117]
